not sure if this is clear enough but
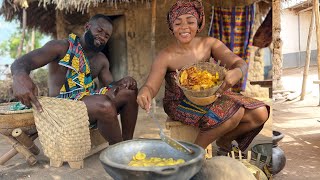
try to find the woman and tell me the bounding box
[137,0,270,153]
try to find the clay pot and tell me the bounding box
[272,130,286,175]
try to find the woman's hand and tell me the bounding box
[137,86,153,113]
[216,68,242,96]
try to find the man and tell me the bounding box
[11,14,138,145]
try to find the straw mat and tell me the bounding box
[33,97,91,162]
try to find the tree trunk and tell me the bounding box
[31,27,35,51]
[16,8,27,58]
[272,0,283,90]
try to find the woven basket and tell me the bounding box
[32,97,91,162]
[175,61,227,105]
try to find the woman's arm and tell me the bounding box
[209,37,247,94]
[137,51,169,111]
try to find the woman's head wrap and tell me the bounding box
[167,0,205,33]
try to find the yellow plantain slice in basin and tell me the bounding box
[128,151,185,167]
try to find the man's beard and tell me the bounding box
[84,29,106,52]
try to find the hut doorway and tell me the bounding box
[103,15,127,81]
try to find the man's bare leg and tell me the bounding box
[113,88,138,140]
[82,95,123,145]
[216,106,269,150]
[194,107,245,149]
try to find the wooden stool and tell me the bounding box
[165,117,213,159]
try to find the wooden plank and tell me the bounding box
[313,80,320,84]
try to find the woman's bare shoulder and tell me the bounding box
[156,45,175,62]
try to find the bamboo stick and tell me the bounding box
[301,7,315,100]
[314,0,320,105]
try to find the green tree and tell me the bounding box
[0,28,44,59]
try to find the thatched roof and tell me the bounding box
[0,0,151,37]
[0,0,271,37]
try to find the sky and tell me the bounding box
[0,13,19,65]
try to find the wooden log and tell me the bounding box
[4,136,37,166]
[12,128,40,155]
[301,6,315,100]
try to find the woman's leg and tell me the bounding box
[194,107,245,149]
[216,106,269,150]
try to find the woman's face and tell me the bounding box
[172,14,198,44]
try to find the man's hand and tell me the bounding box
[216,68,242,96]
[12,75,43,112]
[114,76,137,90]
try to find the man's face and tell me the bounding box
[85,18,113,52]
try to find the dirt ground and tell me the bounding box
[273,66,320,180]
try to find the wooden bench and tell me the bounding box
[165,117,212,159]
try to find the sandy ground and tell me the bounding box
[273,66,320,180]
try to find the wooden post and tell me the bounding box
[314,0,320,105]
[301,7,315,100]
[151,0,157,112]
[272,0,284,90]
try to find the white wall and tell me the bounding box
[298,10,317,51]
[281,9,300,54]
[281,9,317,54]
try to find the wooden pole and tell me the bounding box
[272,0,284,90]
[301,7,315,100]
[314,0,320,105]
[151,0,157,112]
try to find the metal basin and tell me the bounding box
[99,139,205,180]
